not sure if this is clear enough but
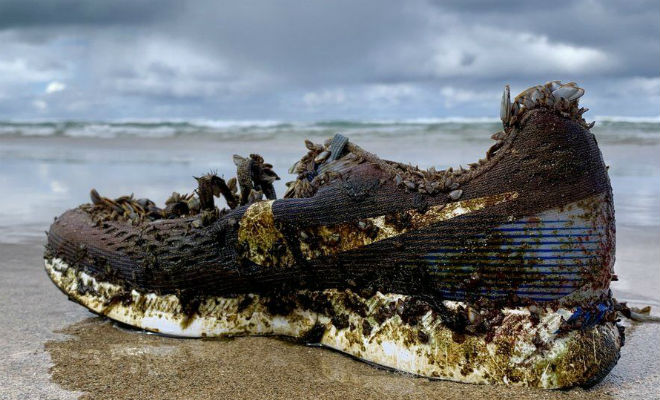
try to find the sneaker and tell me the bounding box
[45,81,622,389]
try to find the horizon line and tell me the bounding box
[1,115,659,125]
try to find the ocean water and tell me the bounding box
[1,117,658,303]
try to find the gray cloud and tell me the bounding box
[0,0,181,28]
[0,0,657,120]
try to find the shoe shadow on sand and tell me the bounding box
[44,316,653,400]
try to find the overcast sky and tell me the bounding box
[0,0,658,120]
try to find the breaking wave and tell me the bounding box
[0,117,658,144]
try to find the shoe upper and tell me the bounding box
[45,82,615,308]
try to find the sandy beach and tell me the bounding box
[1,123,659,399]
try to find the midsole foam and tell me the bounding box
[45,257,620,388]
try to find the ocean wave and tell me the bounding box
[593,116,660,123]
[0,119,503,139]
[0,117,658,144]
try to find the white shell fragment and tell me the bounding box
[500,85,511,125]
[552,86,577,102]
[552,82,583,102]
[547,80,562,91]
[448,189,462,200]
[568,87,585,101]
[314,150,331,164]
[529,86,544,104]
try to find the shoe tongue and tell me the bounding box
[327,134,349,162]
[317,134,349,175]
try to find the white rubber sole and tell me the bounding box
[45,257,620,388]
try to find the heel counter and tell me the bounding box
[557,114,616,290]
[561,192,615,294]
[507,109,616,298]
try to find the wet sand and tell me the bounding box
[1,238,659,400]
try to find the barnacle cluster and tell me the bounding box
[284,81,594,201]
[284,138,349,199]
[500,81,592,130]
[87,81,594,221]
[84,153,280,226]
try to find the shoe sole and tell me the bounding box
[45,256,620,389]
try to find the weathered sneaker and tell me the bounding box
[45,81,622,389]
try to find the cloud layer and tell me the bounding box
[0,0,658,120]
